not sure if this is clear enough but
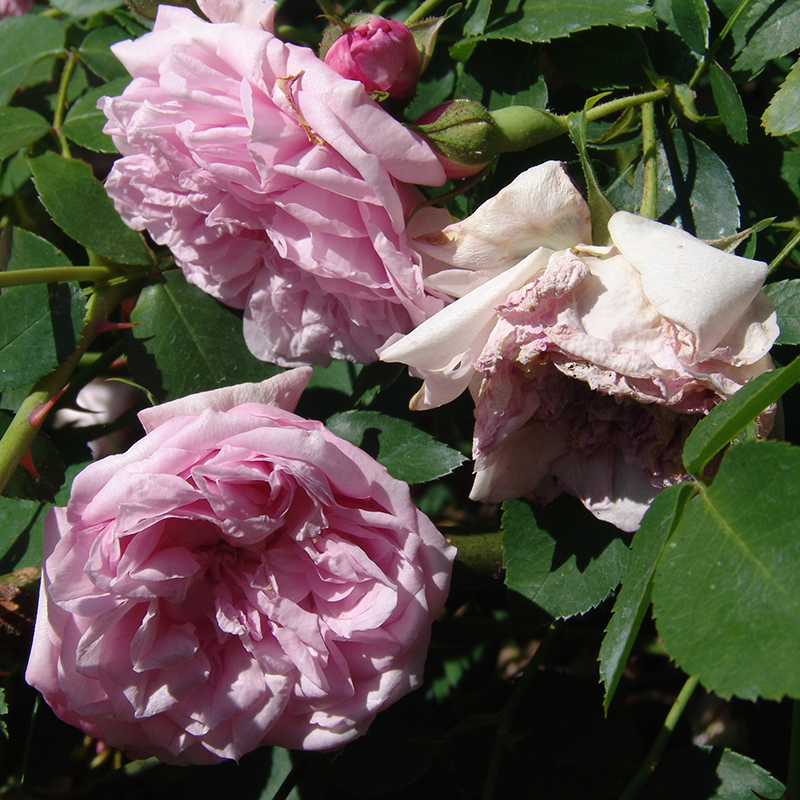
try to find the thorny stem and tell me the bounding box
[0,283,129,497]
[0,266,119,288]
[405,0,447,25]
[481,621,563,800]
[639,102,658,220]
[53,51,78,159]
[617,674,700,800]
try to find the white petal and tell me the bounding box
[197,0,276,29]
[415,161,591,275]
[137,368,312,432]
[379,249,550,372]
[608,211,769,353]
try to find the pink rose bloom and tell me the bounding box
[0,0,32,16]
[380,162,779,531]
[100,0,447,367]
[324,17,421,99]
[26,369,455,764]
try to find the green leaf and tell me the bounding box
[1,227,72,271]
[50,0,124,17]
[129,270,282,402]
[682,356,800,477]
[765,279,800,344]
[325,410,466,483]
[0,151,31,198]
[649,746,785,799]
[29,151,150,265]
[0,15,65,107]
[0,686,7,738]
[1,413,65,503]
[464,0,492,36]
[734,0,800,76]
[0,282,86,392]
[0,107,50,160]
[502,497,630,625]
[634,129,740,238]
[709,62,748,144]
[599,483,695,711]
[63,77,129,153]
[78,25,131,81]
[654,439,800,700]
[672,0,710,53]
[450,0,655,55]
[762,57,800,136]
[0,460,88,573]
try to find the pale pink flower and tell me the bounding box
[26,369,455,764]
[380,162,778,531]
[0,0,32,16]
[100,0,447,367]
[325,17,421,99]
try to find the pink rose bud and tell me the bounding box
[325,17,422,99]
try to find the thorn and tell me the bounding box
[94,319,139,335]
[27,384,70,429]
[19,450,40,480]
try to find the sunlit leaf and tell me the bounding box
[710,62,748,143]
[63,77,129,153]
[765,279,800,344]
[654,440,800,700]
[29,151,151,265]
[762,57,800,137]
[0,15,64,107]
[0,107,50,160]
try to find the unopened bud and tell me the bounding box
[324,17,422,100]
[414,101,569,179]
[414,100,501,179]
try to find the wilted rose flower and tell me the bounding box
[100,0,447,367]
[325,17,421,100]
[0,0,32,16]
[380,161,779,531]
[26,369,455,764]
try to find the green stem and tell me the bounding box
[768,228,800,274]
[53,51,78,159]
[0,266,118,288]
[688,0,757,89]
[639,102,658,220]
[446,531,503,577]
[481,621,563,800]
[271,757,305,800]
[617,674,700,800]
[788,700,800,800]
[0,283,128,497]
[315,0,337,17]
[405,0,446,24]
[584,89,669,123]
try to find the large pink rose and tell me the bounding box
[26,370,455,764]
[100,0,447,367]
[380,162,779,531]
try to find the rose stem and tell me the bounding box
[406,0,448,25]
[616,674,700,800]
[480,620,563,800]
[768,227,800,275]
[639,101,658,220]
[0,267,118,288]
[53,51,78,159]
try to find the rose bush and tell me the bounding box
[380,161,779,530]
[324,17,421,100]
[26,369,455,764]
[100,0,447,367]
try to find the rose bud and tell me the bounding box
[414,100,568,179]
[324,16,422,100]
